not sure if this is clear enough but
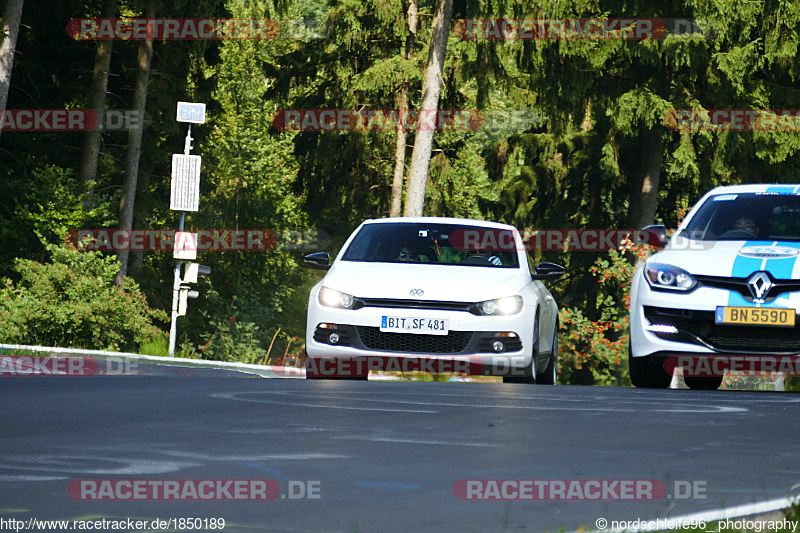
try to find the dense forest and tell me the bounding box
[1,0,799,385]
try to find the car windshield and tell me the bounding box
[679,192,800,241]
[341,222,520,267]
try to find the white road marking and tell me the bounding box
[154,451,351,461]
[218,390,749,413]
[332,436,501,447]
[0,455,197,475]
[0,475,69,482]
[210,391,439,413]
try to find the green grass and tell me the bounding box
[137,334,170,358]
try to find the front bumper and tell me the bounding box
[630,270,800,358]
[306,295,536,374]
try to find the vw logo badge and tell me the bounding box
[409,288,424,297]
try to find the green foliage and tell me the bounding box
[139,333,170,358]
[200,317,269,364]
[149,0,319,363]
[4,0,800,381]
[14,165,116,243]
[558,244,647,386]
[0,242,167,351]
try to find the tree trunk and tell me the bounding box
[402,0,452,217]
[114,11,154,286]
[389,0,417,217]
[626,129,664,230]
[131,161,150,271]
[0,0,24,142]
[79,0,116,210]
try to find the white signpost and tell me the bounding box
[170,154,201,212]
[173,231,198,260]
[176,101,206,124]
[169,102,207,356]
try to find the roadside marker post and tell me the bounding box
[168,102,207,356]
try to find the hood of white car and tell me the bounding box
[652,240,800,279]
[321,261,528,302]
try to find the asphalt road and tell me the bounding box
[1,373,800,532]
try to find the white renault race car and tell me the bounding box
[630,184,800,389]
[304,217,565,382]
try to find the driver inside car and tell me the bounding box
[395,246,420,262]
[731,216,760,237]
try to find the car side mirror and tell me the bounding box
[642,225,668,249]
[532,262,566,280]
[304,252,331,271]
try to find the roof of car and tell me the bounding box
[705,184,800,195]
[361,217,516,230]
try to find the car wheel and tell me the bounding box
[518,352,537,384]
[628,347,671,389]
[536,326,558,385]
[684,376,722,390]
[505,329,539,384]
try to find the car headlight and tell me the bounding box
[318,287,355,309]
[645,263,696,291]
[477,295,523,316]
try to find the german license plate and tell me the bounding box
[715,306,796,327]
[380,316,449,335]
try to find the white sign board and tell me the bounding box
[173,231,198,260]
[170,154,201,211]
[176,102,206,124]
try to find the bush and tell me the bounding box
[139,333,170,358]
[0,242,167,351]
[199,317,268,364]
[558,241,651,386]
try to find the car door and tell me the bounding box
[526,253,556,357]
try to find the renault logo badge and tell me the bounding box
[747,272,773,302]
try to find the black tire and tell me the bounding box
[629,347,671,389]
[505,328,539,384]
[503,360,535,384]
[517,354,536,384]
[684,376,722,390]
[537,326,558,385]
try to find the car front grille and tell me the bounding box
[355,327,473,354]
[353,298,475,313]
[644,306,800,353]
[695,275,800,303]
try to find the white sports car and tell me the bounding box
[304,217,564,382]
[630,184,800,389]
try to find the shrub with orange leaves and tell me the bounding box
[557,238,651,385]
